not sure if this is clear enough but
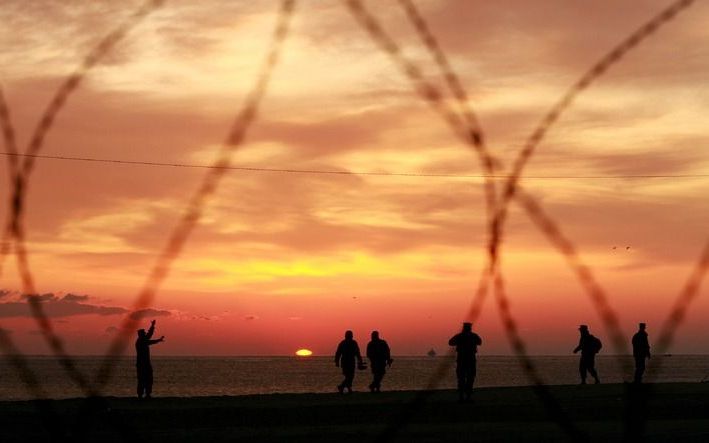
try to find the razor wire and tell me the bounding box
[0,1,705,442]
[344,0,699,441]
[0,0,293,438]
[93,0,297,392]
[0,0,167,399]
[345,0,587,439]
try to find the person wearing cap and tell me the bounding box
[335,330,364,394]
[632,323,651,383]
[573,324,602,384]
[448,322,483,401]
[135,319,165,399]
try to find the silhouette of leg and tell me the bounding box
[586,356,600,383]
[372,369,384,392]
[634,356,645,383]
[137,366,146,398]
[145,368,154,397]
[455,365,465,401]
[464,373,471,400]
[343,366,355,393]
[466,361,476,400]
[579,357,587,384]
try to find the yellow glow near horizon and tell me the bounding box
[295,349,313,357]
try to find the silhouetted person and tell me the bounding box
[135,319,165,399]
[335,330,363,394]
[573,324,601,384]
[632,323,651,383]
[449,322,482,401]
[366,331,392,392]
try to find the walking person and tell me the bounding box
[573,324,602,384]
[632,323,651,383]
[448,322,482,401]
[366,331,393,392]
[335,330,364,394]
[135,319,165,399]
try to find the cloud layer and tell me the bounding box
[0,0,707,354]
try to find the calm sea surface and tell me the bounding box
[1,355,707,400]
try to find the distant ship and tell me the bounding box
[427,348,436,357]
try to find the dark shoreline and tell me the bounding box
[1,383,708,442]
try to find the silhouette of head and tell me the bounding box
[137,329,146,338]
[462,322,472,333]
[345,330,353,340]
[579,325,589,334]
[371,330,379,340]
[639,323,646,331]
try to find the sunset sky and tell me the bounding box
[1,0,708,356]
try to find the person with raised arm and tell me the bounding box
[135,319,165,399]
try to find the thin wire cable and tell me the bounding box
[0,1,703,441]
[3,151,707,180]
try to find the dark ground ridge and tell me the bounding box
[1,382,708,442]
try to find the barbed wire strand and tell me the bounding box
[93,0,297,391]
[0,1,703,442]
[488,0,696,354]
[493,0,694,353]
[395,0,498,227]
[483,1,695,437]
[0,1,167,440]
[492,273,588,442]
[2,0,166,281]
[488,2,695,438]
[345,1,594,440]
[0,88,20,278]
[348,0,698,441]
[647,239,709,376]
[0,85,75,442]
[0,0,166,395]
[348,1,499,439]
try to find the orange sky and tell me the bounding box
[1,0,708,356]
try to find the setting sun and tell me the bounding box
[295,349,313,357]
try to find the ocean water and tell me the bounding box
[0,355,707,400]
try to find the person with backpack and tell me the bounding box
[573,324,601,384]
